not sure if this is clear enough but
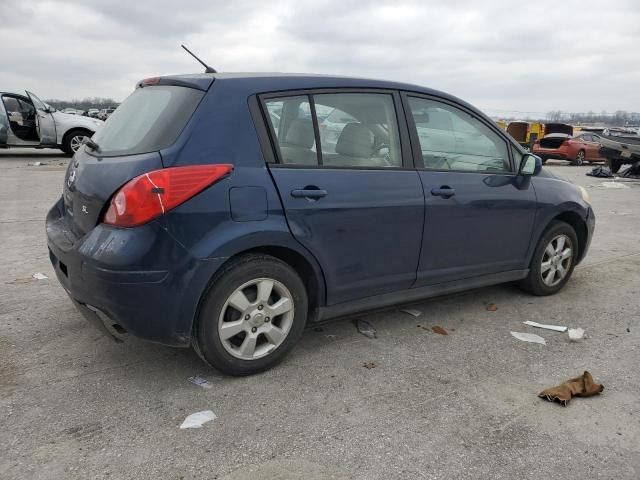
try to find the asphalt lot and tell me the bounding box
[1,149,639,480]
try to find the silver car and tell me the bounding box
[0,90,103,155]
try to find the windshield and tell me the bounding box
[90,85,204,157]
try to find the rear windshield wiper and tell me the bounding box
[83,138,100,152]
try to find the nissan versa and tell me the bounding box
[46,73,594,375]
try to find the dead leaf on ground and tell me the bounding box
[432,326,448,335]
[362,361,377,369]
[486,303,498,312]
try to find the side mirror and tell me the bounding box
[519,153,542,176]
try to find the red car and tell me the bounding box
[533,132,607,166]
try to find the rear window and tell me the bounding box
[90,85,203,157]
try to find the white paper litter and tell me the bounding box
[600,182,628,189]
[568,328,585,341]
[179,410,216,429]
[510,331,546,345]
[400,308,422,318]
[32,273,48,280]
[523,321,567,332]
[188,375,212,389]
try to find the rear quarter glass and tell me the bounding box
[89,85,204,157]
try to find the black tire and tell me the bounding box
[572,150,586,166]
[61,128,92,156]
[194,254,308,376]
[518,220,579,296]
[607,157,622,173]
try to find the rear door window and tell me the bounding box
[90,85,203,157]
[264,92,402,168]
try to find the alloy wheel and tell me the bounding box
[218,278,295,360]
[70,135,88,153]
[575,151,585,165]
[540,234,573,287]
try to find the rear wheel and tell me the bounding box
[573,150,586,166]
[519,221,578,296]
[194,254,308,376]
[62,129,92,156]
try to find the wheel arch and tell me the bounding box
[550,210,588,261]
[60,126,94,147]
[188,240,328,343]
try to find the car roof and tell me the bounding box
[149,72,476,111]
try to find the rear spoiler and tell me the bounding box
[136,74,215,91]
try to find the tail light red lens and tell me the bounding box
[104,164,233,227]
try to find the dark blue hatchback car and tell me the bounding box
[46,73,594,375]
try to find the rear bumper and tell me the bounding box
[46,197,226,346]
[533,147,569,160]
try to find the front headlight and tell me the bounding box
[579,185,591,205]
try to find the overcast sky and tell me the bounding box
[1,0,639,115]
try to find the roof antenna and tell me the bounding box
[181,44,217,73]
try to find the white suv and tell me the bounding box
[0,90,103,155]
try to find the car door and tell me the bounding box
[403,93,538,286]
[261,90,424,305]
[25,91,56,145]
[582,134,604,160]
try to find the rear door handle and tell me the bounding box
[431,186,456,198]
[291,188,328,199]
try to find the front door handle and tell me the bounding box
[291,188,328,199]
[431,186,456,198]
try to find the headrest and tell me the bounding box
[284,119,314,149]
[335,123,373,157]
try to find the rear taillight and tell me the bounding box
[103,164,233,227]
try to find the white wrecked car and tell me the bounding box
[0,90,103,155]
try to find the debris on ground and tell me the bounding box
[620,160,640,179]
[586,165,614,178]
[362,361,377,369]
[538,371,604,406]
[188,375,212,389]
[179,410,217,429]
[600,181,629,189]
[400,308,422,317]
[568,328,585,341]
[7,273,48,284]
[523,320,567,332]
[7,277,33,285]
[627,328,631,333]
[486,303,498,312]
[510,331,546,345]
[325,334,336,340]
[355,319,377,339]
[431,326,449,335]
[28,161,43,167]
[312,326,324,332]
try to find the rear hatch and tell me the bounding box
[544,123,573,136]
[61,83,206,238]
[539,133,571,149]
[507,122,528,143]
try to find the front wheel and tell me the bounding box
[62,129,92,156]
[518,221,579,296]
[194,254,308,376]
[573,150,586,166]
